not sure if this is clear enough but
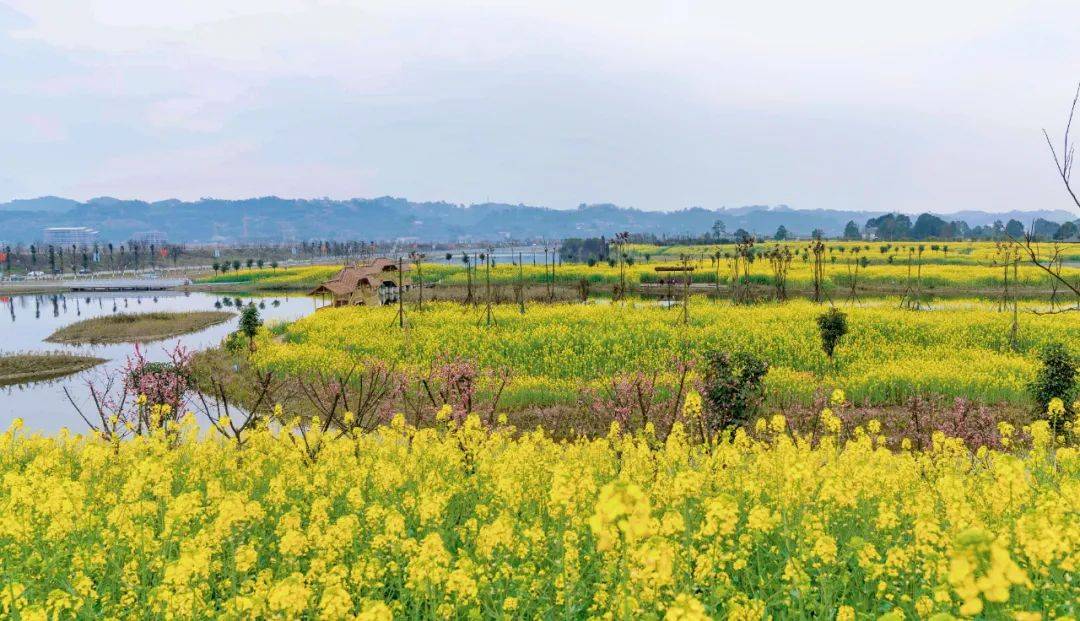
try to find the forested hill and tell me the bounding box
[0,196,1074,243]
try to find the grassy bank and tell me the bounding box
[46,311,233,344]
[0,352,105,386]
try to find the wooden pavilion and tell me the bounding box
[308,258,410,307]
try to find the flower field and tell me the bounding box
[198,265,343,289]
[15,241,1078,619]
[255,299,1080,408]
[626,241,1080,265]
[430,261,1077,292]
[1,408,1077,619]
[197,242,1080,294]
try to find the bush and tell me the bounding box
[223,331,246,354]
[238,304,263,351]
[578,277,591,302]
[1029,342,1076,426]
[701,351,769,435]
[816,307,848,359]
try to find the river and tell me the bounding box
[0,291,322,433]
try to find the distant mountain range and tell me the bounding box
[0,196,1075,244]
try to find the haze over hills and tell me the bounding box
[0,196,1076,244]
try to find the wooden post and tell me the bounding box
[415,253,424,311]
[397,256,405,328]
[544,247,550,301]
[655,264,695,324]
[549,245,556,301]
[1010,251,1019,350]
[682,255,691,325]
[484,250,496,327]
[714,251,720,297]
[518,251,525,314]
[467,254,473,304]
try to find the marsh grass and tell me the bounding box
[0,351,105,387]
[46,311,233,344]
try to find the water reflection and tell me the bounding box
[1,291,324,432]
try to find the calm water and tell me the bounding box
[0,291,322,432]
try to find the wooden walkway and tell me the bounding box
[68,278,189,292]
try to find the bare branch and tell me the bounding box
[62,386,97,432]
[1032,307,1080,316]
[1014,233,1080,299]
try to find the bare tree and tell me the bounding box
[287,362,401,462]
[1021,82,1080,312]
[194,366,286,449]
[766,245,793,301]
[1043,82,1080,212]
[64,375,128,442]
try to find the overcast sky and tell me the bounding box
[1,1,1078,214]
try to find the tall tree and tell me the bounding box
[865,213,912,240]
[1031,218,1061,241]
[842,220,861,240]
[710,219,727,240]
[911,213,948,240]
[1005,219,1025,238]
[1053,221,1078,240]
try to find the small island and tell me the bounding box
[0,352,106,387]
[46,311,234,345]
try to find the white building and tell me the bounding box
[43,227,99,247]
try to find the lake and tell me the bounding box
[0,291,322,432]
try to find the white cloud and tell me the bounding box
[23,113,68,142]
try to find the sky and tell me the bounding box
[1,1,1079,214]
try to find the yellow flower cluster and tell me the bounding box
[1,413,1076,619]
[947,527,1031,616]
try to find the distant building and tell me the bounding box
[43,227,98,247]
[132,231,168,246]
